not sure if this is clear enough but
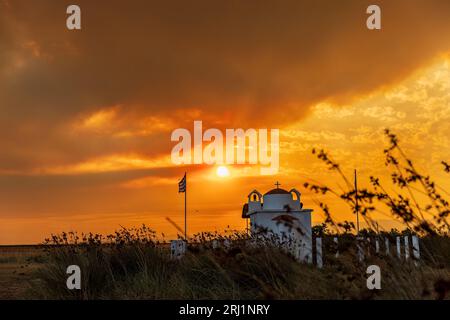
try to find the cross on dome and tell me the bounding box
[275,181,281,188]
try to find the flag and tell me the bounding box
[178,173,186,193]
[178,172,187,241]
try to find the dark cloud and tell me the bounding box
[0,0,450,171]
[0,164,206,217]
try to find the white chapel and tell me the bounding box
[242,183,313,262]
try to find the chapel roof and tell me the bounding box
[264,188,290,196]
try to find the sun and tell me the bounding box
[216,165,230,178]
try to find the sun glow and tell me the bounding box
[216,165,230,178]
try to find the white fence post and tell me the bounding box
[357,237,364,262]
[299,239,313,264]
[316,237,323,268]
[385,238,390,255]
[333,237,339,258]
[404,236,410,260]
[412,235,420,264]
[171,240,186,259]
[366,238,371,257]
[375,238,380,253]
[396,236,401,258]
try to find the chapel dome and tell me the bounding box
[262,188,299,211]
[264,188,290,196]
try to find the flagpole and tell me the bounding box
[184,172,187,241]
[355,169,360,236]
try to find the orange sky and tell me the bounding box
[1,0,450,244]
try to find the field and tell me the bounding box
[0,246,45,299]
[0,233,448,300]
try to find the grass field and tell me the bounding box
[0,246,45,299]
[1,233,448,300]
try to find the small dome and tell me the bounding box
[264,188,290,195]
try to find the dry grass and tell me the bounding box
[21,229,450,300]
[0,246,46,299]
